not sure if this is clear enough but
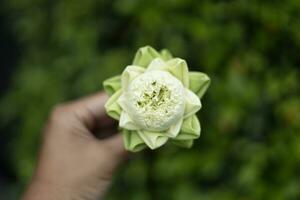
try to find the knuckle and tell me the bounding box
[45,103,75,135]
[49,103,72,121]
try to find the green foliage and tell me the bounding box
[1,0,300,199]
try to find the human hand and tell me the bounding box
[22,92,128,200]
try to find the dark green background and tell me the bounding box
[1,0,300,199]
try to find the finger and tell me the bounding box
[72,91,108,118]
[101,133,128,159]
[67,92,115,129]
[93,125,118,139]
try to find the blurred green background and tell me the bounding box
[1,0,300,199]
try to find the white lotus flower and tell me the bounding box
[103,46,210,152]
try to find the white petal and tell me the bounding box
[146,58,167,71]
[117,93,127,111]
[121,65,145,91]
[137,130,168,150]
[119,111,140,130]
[166,119,183,138]
[184,89,202,118]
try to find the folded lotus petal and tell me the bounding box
[160,49,173,61]
[103,75,121,96]
[166,118,183,138]
[146,58,168,71]
[189,72,211,98]
[119,111,140,130]
[132,46,161,67]
[175,114,201,140]
[137,130,168,150]
[123,130,147,152]
[171,139,194,148]
[104,90,122,120]
[117,93,127,111]
[121,65,145,91]
[165,58,189,87]
[184,88,202,118]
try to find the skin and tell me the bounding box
[22,92,128,200]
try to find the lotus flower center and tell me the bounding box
[126,70,185,131]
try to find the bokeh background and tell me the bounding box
[1,0,300,199]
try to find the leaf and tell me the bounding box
[123,130,147,152]
[104,90,122,120]
[189,72,210,98]
[103,75,121,96]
